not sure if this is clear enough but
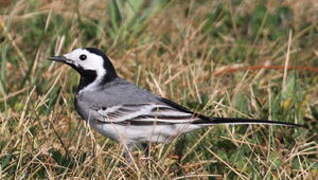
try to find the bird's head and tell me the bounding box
[49,48,117,90]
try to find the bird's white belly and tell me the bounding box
[90,123,202,144]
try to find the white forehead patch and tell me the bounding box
[64,48,106,74]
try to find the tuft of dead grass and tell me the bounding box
[0,0,317,179]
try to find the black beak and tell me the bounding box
[48,56,68,62]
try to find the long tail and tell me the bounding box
[158,97,304,127]
[193,117,304,127]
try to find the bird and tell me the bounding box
[48,48,303,160]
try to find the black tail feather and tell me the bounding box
[158,97,304,128]
[192,117,304,128]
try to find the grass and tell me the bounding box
[0,0,317,179]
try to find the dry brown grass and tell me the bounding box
[0,0,317,179]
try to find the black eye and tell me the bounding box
[79,54,87,61]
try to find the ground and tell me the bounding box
[0,0,317,179]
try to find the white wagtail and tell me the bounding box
[48,48,303,158]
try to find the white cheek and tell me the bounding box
[81,60,103,70]
[64,49,106,75]
[80,56,106,76]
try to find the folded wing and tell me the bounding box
[92,104,202,125]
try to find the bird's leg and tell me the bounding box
[140,142,152,161]
[174,135,186,163]
[123,144,136,165]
